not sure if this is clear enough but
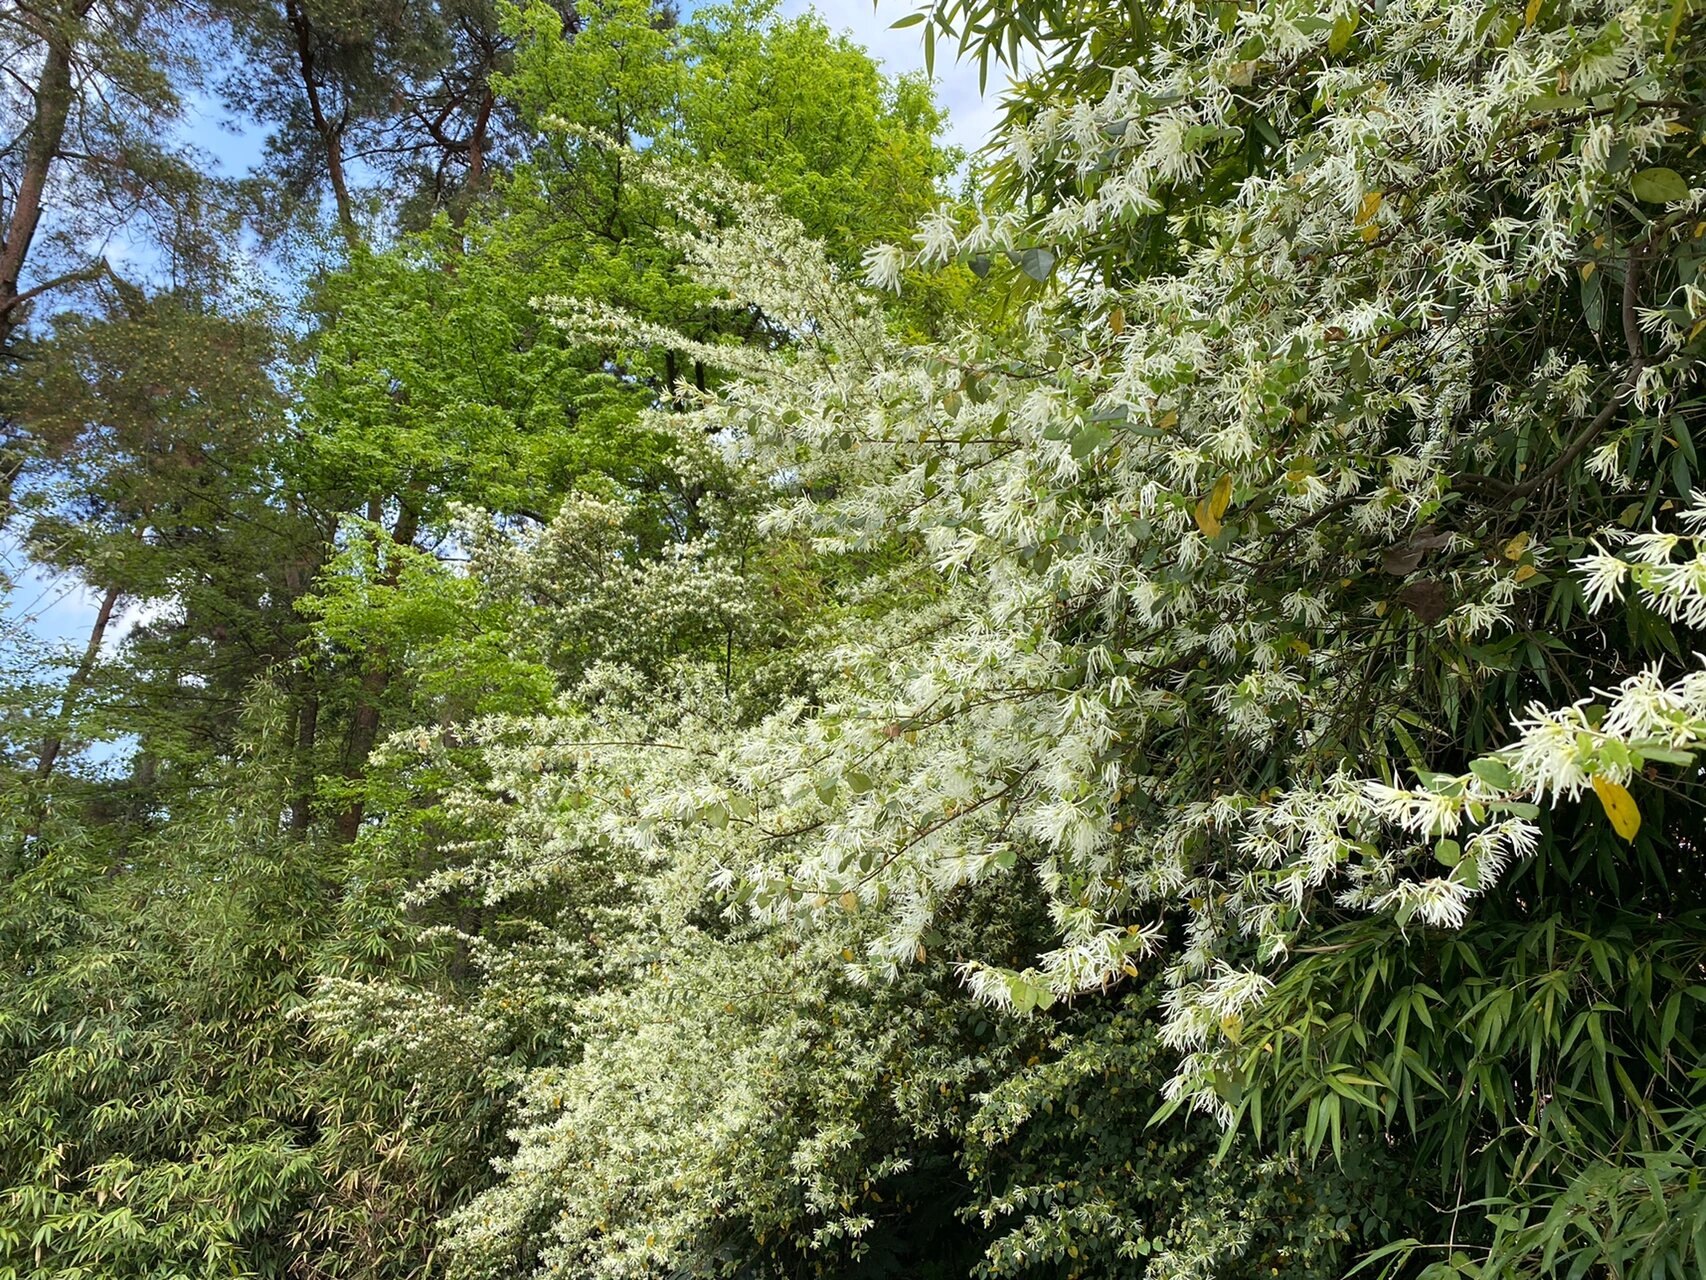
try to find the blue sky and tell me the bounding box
[778,1,998,157]
[2,2,995,665]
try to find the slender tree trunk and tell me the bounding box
[107,749,158,868]
[0,0,95,349]
[333,498,421,841]
[281,544,323,832]
[289,683,320,832]
[36,582,120,780]
[440,77,496,236]
[461,88,494,202]
[284,0,358,248]
[0,432,27,519]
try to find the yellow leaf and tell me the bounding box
[1108,306,1126,335]
[1525,0,1542,28]
[1209,472,1233,519]
[1503,531,1531,560]
[1192,500,1219,538]
[1156,408,1179,430]
[1355,191,1383,242]
[1194,473,1232,537]
[1591,775,1641,842]
[839,891,858,912]
[1690,316,1706,342]
[1579,261,1596,280]
[1514,563,1538,583]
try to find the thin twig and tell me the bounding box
[1457,235,1655,500]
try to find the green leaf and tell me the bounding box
[1632,167,1691,203]
[1581,265,1604,330]
[1071,423,1111,459]
[1639,747,1695,765]
[1018,246,1056,282]
[1328,12,1357,53]
[1468,757,1516,790]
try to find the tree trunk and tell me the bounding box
[460,87,495,207]
[0,0,94,349]
[284,0,359,248]
[333,498,421,841]
[36,582,120,780]
[289,682,320,833]
[281,545,323,832]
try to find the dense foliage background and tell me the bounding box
[3,2,1704,1279]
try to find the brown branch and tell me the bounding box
[36,581,120,781]
[0,258,105,315]
[284,0,357,247]
[1456,237,1653,501]
[0,0,95,348]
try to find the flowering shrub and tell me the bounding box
[476,1,1706,1274]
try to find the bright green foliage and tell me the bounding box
[673,3,957,266]
[500,0,958,262]
[282,0,969,833]
[9,2,1706,1280]
[295,245,662,534]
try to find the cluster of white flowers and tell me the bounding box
[489,0,1706,1133]
[1575,495,1706,628]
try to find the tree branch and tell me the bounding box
[0,257,106,315]
[1457,238,1653,501]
